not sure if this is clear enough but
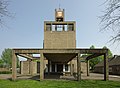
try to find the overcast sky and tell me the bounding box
[0,0,120,55]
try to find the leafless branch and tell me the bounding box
[0,0,10,27]
[100,0,120,43]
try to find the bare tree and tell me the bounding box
[0,0,10,27]
[101,0,120,43]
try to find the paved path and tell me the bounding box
[0,74,11,79]
[81,73,120,81]
[0,73,120,81]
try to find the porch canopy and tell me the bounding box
[44,53,77,63]
[12,48,108,81]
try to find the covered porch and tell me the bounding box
[12,48,109,81]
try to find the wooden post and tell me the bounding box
[77,53,81,81]
[104,53,109,81]
[40,53,44,80]
[87,60,90,76]
[12,50,17,81]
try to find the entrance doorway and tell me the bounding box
[37,62,40,73]
[57,64,63,72]
[52,64,55,72]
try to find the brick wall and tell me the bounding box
[81,62,87,73]
[110,65,120,75]
[20,61,30,75]
[0,68,10,71]
[44,31,76,49]
[20,61,37,75]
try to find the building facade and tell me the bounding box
[43,8,77,75]
[20,8,87,75]
[12,8,109,81]
[94,55,120,75]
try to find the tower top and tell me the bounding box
[55,8,65,22]
[59,4,61,10]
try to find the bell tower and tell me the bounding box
[44,8,76,49]
[55,8,64,22]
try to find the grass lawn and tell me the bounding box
[0,79,120,88]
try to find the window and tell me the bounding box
[65,64,68,71]
[57,25,63,31]
[52,25,55,31]
[64,25,68,31]
[109,67,112,72]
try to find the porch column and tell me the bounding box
[104,53,109,81]
[63,64,65,75]
[63,64,65,72]
[48,60,50,74]
[77,53,81,81]
[40,53,44,80]
[70,61,73,76]
[12,50,17,81]
[50,61,52,72]
[30,60,34,76]
[87,60,90,76]
[55,64,57,72]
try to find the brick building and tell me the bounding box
[94,55,120,75]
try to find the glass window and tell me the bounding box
[57,25,63,31]
[65,64,68,71]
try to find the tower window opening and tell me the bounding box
[57,25,63,31]
[68,24,74,31]
[46,24,51,31]
[52,25,55,31]
[64,25,68,31]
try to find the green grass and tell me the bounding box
[0,79,120,88]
